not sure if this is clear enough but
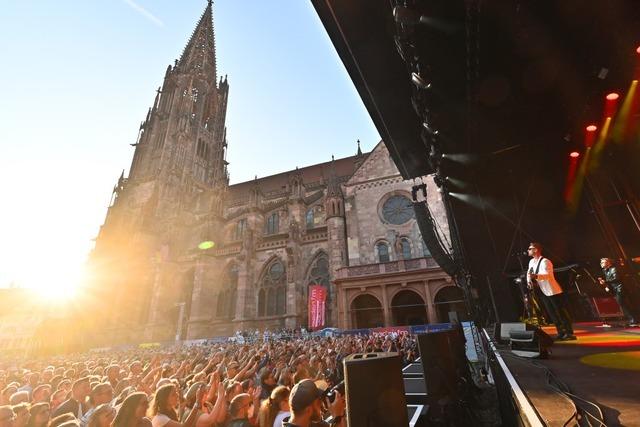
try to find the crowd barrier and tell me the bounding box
[103,322,480,353]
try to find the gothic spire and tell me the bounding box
[178,1,217,82]
[326,155,343,198]
[356,139,363,156]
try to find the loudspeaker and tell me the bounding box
[413,201,459,277]
[493,322,527,344]
[592,297,623,319]
[343,352,408,427]
[509,327,554,359]
[417,327,467,402]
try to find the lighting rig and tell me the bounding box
[392,0,483,326]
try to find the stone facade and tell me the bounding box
[89,4,464,345]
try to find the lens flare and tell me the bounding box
[198,241,215,250]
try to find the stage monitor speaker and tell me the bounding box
[509,327,554,359]
[493,322,526,344]
[343,352,408,427]
[417,327,467,402]
[592,297,624,319]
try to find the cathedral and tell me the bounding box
[89,2,463,344]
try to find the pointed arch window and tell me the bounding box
[215,265,238,319]
[306,209,315,229]
[265,212,279,235]
[306,254,331,315]
[234,218,246,240]
[258,260,286,317]
[376,242,390,263]
[307,255,331,288]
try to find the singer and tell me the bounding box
[527,243,576,340]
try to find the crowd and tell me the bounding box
[0,332,418,427]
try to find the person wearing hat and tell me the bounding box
[282,380,325,427]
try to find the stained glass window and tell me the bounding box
[377,242,390,263]
[216,265,238,319]
[265,212,279,235]
[401,239,412,260]
[381,195,414,225]
[258,260,286,316]
[306,209,314,229]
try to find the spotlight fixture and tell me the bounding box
[393,6,420,25]
[423,121,439,136]
[636,46,640,54]
[569,151,580,158]
[586,125,597,132]
[411,72,431,90]
[606,92,619,101]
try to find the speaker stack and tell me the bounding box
[343,352,409,427]
[416,326,469,404]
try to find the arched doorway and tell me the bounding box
[434,286,469,323]
[350,294,384,329]
[391,290,427,326]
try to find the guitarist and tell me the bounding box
[527,242,577,341]
[599,258,637,326]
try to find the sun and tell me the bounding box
[19,260,84,301]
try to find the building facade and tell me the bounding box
[89,3,464,344]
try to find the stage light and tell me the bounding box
[569,151,580,158]
[606,92,619,101]
[586,125,597,132]
[393,6,420,25]
[411,72,431,90]
[636,46,640,54]
[423,121,439,136]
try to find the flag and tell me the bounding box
[308,285,327,330]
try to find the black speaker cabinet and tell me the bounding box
[343,352,408,427]
[417,327,467,402]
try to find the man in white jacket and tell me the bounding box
[527,242,576,340]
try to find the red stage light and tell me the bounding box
[637,45,640,54]
[569,151,580,158]
[606,92,619,101]
[586,125,597,132]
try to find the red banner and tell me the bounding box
[308,285,327,330]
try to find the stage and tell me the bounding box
[499,322,640,426]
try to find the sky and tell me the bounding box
[0,0,380,291]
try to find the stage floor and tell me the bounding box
[501,322,640,426]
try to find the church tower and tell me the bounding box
[88,1,229,344]
[324,157,347,326]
